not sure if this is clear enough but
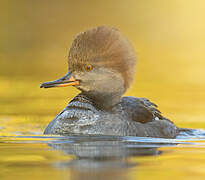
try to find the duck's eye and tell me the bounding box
[85,65,93,72]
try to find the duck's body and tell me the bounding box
[41,26,180,138]
[44,93,178,138]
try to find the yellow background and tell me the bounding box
[0,0,205,133]
[1,1,205,180]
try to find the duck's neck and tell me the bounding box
[82,90,123,110]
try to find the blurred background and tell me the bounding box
[1,0,205,135]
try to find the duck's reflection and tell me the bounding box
[47,136,170,180]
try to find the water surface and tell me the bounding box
[1,134,205,180]
[1,1,205,179]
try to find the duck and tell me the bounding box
[40,26,180,138]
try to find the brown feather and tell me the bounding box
[68,26,137,90]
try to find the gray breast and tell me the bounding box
[44,94,178,138]
[44,94,132,136]
[44,95,100,135]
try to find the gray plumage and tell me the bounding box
[44,94,178,138]
[41,26,180,138]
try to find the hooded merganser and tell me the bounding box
[40,26,179,138]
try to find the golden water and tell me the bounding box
[1,0,205,179]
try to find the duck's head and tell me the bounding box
[41,26,136,108]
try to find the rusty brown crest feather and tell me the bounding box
[68,26,137,90]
